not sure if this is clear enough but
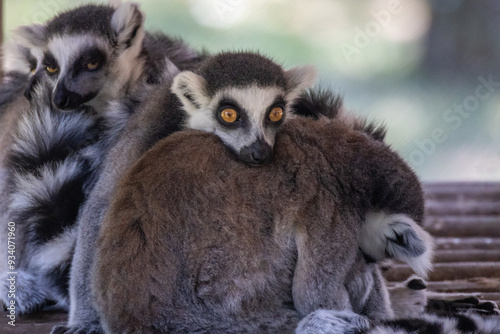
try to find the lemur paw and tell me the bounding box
[296,309,370,334]
[1,271,48,314]
[51,324,103,334]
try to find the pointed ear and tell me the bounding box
[285,65,317,100]
[171,71,210,114]
[11,24,46,48]
[111,2,144,49]
[3,24,45,74]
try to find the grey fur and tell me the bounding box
[92,116,430,333]
[53,77,185,334]
[57,51,313,333]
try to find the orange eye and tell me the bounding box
[269,107,283,122]
[46,66,58,74]
[221,108,238,123]
[86,61,100,70]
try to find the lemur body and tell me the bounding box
[0,2,202,315]
[54,51,317,334]
[93,114,433,333]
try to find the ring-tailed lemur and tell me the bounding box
[92,109,433,333]
[171,52,317,165]
[0,1,202,316]
[53,51,317,334]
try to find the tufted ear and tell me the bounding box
[111,2,144,49]
[284,65,317,100]
[3,24,45,75]
[11,24,46,48]
[171,71,210,114]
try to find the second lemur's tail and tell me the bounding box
[359,211,434,279]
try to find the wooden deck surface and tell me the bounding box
[2,182,499,333]
[385,182,500,307]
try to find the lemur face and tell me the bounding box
[17,3,144,112]
[185,85,287,165]
[42,35,112,110]
[172,52,316,166]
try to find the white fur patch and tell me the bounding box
[296,309,370,334]
[10,160,81,214]
[360,211,434,278]
[31,226,77,271]
[172,71,210,112]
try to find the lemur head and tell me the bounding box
[172,52,316,166]
[19,2,145,111]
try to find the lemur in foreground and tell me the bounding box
[0,2,202,315]
[92,110,433,333]
[52,51,318,334]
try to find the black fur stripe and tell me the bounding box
[454,314,477,333]
[8,106,103,175]
[12,161,88,245]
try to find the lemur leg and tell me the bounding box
[292,195,360,315]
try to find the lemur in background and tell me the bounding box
[54,51,317,334]
[0,1,202,315]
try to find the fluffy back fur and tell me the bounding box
[93,116,431,333]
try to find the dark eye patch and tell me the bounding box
[266,95,287,127]
[42,52,58,68]
[74,47,106,73]
[216,97,249,129]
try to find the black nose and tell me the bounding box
[239,140,273,166]
[52,84,85,110]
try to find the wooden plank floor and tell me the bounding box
[385,182,500,306]
[0,310,66,334]
[2,182,499,333]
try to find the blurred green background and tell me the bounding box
[4,0,500,181]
